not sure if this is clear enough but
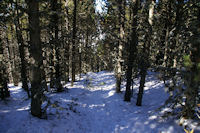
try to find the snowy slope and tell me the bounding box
[0,71,192,133]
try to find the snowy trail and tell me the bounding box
[0,71,184,133]
[65,71,182,133]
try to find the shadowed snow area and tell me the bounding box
[0,71,186,133]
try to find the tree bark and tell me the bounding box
[51,0,63,92]
[116,0,125,93]
[172,0,184,68]
[15,0,30,98]
[136,0,155,106]
[26,0,44,117]
[0,28,10,99]
[71,0,77,86]
[79,47,82,79]
[10,24,20,86]
[124,0,139,101]
[64,0,70,82]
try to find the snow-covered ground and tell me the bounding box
[0,71,197,133]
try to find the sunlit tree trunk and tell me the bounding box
[115,0,125,93]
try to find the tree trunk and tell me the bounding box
[64,0,70,82]
[79,47,82,79]
[10,24,20,86]
[52,0,62,92]
[116,0,125,93]
[50,48,55,88]
[0,29,10,99]
[71,0,77,86]
[136,0,155,106]
[173,0,184,68]
[124,0,139,101]
[162,0,173,68]
[84,28,89,73]
[26,0,44,118]
[15,0,30,98]
[4,35,13,83]
[163,26,169,68]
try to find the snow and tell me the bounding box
[0,71,198,133]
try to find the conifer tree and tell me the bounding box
[26,0,44,117]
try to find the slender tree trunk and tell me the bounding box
[15,0,30,98]
[3,3,13,84]
[51,0,63,92]
[84,28,89,73]
[65,42,70,82]
[116,0,125,93]
[96,55,100,72]
[79,47,82,79]
[50,48,55,88]
[136,0,155,106]
[173,0,184,68]
[5,33,13,83]
[65,0,70,82]
[10,24,20,86]
[26,0,44,117]
[162,0,172,68]
[71,0,77,86]
[124,0,139,101]
[163,26,169,67]
[0,29,10,99]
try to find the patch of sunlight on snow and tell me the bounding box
[161,108,172,114]
[145,81,156,86]
[0,110,10,113]
[89,104,105,109]
[60,98,70,102]
[115,125,129,132]
[149,115,157,120]
[150,123,156,129]
[9,86,21,91]
[120,125,129,130]
[17,106,29,111]
[167,126,175,133]
[105,90,115,98]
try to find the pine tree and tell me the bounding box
[0,27,10,99]
[50,0,63,92]
[183,0,200,118]
[124,0,140,102]
[115,0,125,93]
[71,0,77,86]
[136,0,155,106]
[14,0,30,97]
[26,0,44,117]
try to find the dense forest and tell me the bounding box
[0,0,200,132]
